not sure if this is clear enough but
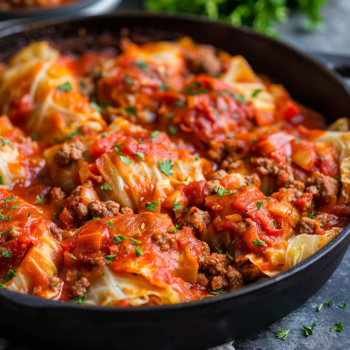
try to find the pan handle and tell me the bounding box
[306,51,350,90]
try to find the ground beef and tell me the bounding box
[152,233,173,251]
[197,273,209,288]
[235,218,256,236]
[297,217,323,235]
[305,172,340,203]
[250,157,279,176]
[201,241,211,256]
[70,277,90,298]
[209,275,228,290]
[226,265,244,285]
[185,44,222,75]
[91,256,106,276]
[75,202,89,220]
[54,141,87,166]
[50,187,65,202]
[205,180,223,194]
[89,200,120,218]
[238,264,264,281]
[179,207,211,234]
[202,253,229,275]
[121,207,134,215]
[207,141,226,163]
[50,227,64,242]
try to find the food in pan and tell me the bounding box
[0,0,78,10]
[0,38,348,306]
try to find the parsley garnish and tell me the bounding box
[175,99,185,107]
[0,176,3,185]
[101,182,112,191]
[256,201,263,210]
[105,254,117,264]
[124,74,133,85]
[173,198,182,211]
[167,125,178,135]
[295,136,301,142]
[1,251,11,258]
[73,294,86,304]
[330,322,344,332]
[267,196,272,200]
[57,82,72,92]
[0,138,13,148]
[339,302,347,309]
[11,205,18,210]
[210,289,225,295]
[302,322,317,336]
[242,211,248,218]
[118,153,131,166]
[5,269,16,282]
[150,130,161,139]
[215,246,223,253]
[145,202,159,212]
[66,130,82,141]
[169,229,178,233]
[100,132,109,138]
[135,246,143,257]
[327,300,333,306]
[317,304,323,312]
[114,234,127,243]
[129,237,141,245]
[0,283,6,288]
[30,134,38,141]
[252,238,265,246]
[275,329,290,341]
[90,101,101,112]
[307,214,315,219]
[160,83,170,91]
[185,83,207,95]
[35,195,46,205]
[252,89,262,97]
[157,160,174,176]
[70,254,77,260]
[50,282,58,286]
[3,195,18,203]
[134,60,149,71]
[334,176,341,182]
[92,217,101,221]
[134,152,145,160]
[124,106,136,116]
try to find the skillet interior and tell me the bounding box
[0,13,349,350]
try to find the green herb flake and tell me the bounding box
[252,89,262,97]
[90,101,101,112]
[134,152,145,160]
[114,235,127,243]
[35,195,46,205]
[295,136,301,143]
[173,198,182,211]
[0,138,13,148]
[307,214,315,219]
[252,238,265,246]
[242,211,248,218]
[327,300,333,306]
[0,176,3,185]
[70,254,77,260]
[167,125,179,135]
[275,329,290,341]
[5,269,16,282]
[334,176,341,183]
[267,196,272,200]
[129,237,142,245]
[92,217,101,222]
[145,202,159,212]
[105,254,117,264]
[1,251,11,258]
[118,154,131,166]
[73,294,86,304]
[339,302,347,309]
[11,205,18,210]
[169,229,178,233]
[57,82,72,92]
[134,60,149,71]
[101,182,112,191]
[157,159,174,176]
[124,74,133,85]
[175,99,185,107]
[124,106,136,116]
[330,322,344,332]
[30,134,38,141]
[160,83,170,91]
[50,282,58,286]
[215,246,223,254]
[317,304,323,312]
[150,130,161,139]
[0,283,6,288]
[256,201,263,210]
[66,130,82,141]
[3,195,18,203]
[135,246,143,257]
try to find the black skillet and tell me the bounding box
[0,13,349,350]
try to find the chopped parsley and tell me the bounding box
[92,217,101,221]
[134,60,149,71]
[334,176,341,182]
[129,237,141,245]
[70,254,77,260]
[173,198,182,211]
[101,182,112,191]
[30,134,38,141]
[167,125,178,135]
[215,246,223,253]
[135,246,143,257]
[242,211,248,218]
[231,92,247,103]
[66,130,82,141]
[169,229,178,233]
[339,302,347,309]
[0,283,6,288]
[252,89,262,97]
[57,82,72,92]
[50,283,58,286]
[175,99,185,107]
[105,254,117,264]
[0,176,3,185]
[252,137,257,143]
[73,294,86,304]
[275,329,290,341]
[157,160,174,176]
[159,83,170,91]
[307,214,315,219]
[100,132,109,138]
[124,74,133,85]
[145,202,159,212]
[5,269,16,282]
[3,195,18,203]
[114,235,127,243]
[106,221,117,229]
[330,322,344,332]
[185,83,207,95]
[35,195,46,205]
[150,130,161,139]
[1,251,11,258]
[272,220,280,229]
[327,300,333,306]
[134,152,145,160]
[79,82,87,90]
[302,322,317,336]
[90,101,102,112]
[210,289,225,295]
[11,205,18,210]
[252,238,265,246]
[256,201,263,210]
[317,304,323,312]
[295,136,301,143]
[267,196,272,200]
[0,138,13,148]
[124,106,136,116]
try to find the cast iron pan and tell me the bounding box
[0,13,349,350]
